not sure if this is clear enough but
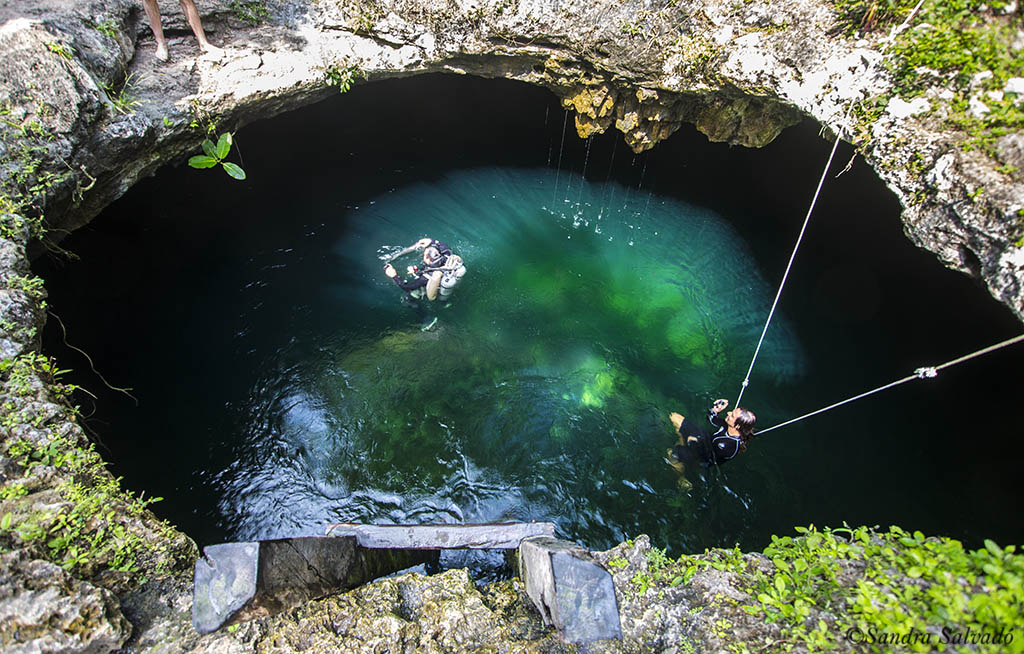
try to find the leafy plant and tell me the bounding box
[325,64,364,94]
[90,18,119,40]
[45,41,73,61]
[101,72,141,115]
[229,0,270,26]
[831,0,1024,164]
[188,133,246,180]
[6,274,45,300]
[747,525,1024,653]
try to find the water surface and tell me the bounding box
[37,75,1024,554]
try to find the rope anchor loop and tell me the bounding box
[914,366,938,379]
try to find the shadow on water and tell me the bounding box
[35,74,1024,555]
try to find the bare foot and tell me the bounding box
[154,43,169,62]
[669,412,684,431]
[199,43,224,57]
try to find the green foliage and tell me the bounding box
[1,354,184,579]
[101,72,141,115]
[188,99,219,136]
[325,63,364,94]
[188,133,247,180]
[0,102,60,241]
[4,430,170,573]
[90,18,119,40]
[0,483,27,500]
[747,525,1024,652]
[45,41,73,62]
[0,353,70,398]
[6,274,45,300]
[833,0,1024,167]
[229,0,270,26]
[626,545,712,596]
[886,2,1022,95]
[831,0,919,35]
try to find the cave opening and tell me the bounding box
[34,73,1024,558]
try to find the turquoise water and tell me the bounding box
[37,75,1024,555]
[208,166,804,548]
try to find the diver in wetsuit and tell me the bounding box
[384,238,466,302]
[384,238,466,329]
[666,398,756,489]
[385,238,447,301]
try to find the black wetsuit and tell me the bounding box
[390,271,430,295]
[672,410,742,465]
[389,240,453,297]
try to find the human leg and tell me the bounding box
[665,446,693,491]
[141,0,169,61]
[177,0,221,53]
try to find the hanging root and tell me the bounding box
[49,311,139,406]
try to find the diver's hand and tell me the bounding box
[384,264,397,278]
[415,238,432,249]
[712,398,728,413]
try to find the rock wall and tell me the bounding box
[1,0,1021,317]
[0,0,1022,651]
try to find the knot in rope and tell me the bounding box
[914,367,938,379]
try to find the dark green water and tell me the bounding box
[37,75,1024,555]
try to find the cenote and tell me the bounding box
[36,75,1024,559]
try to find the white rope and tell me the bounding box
[735,129,844,407]
[735,0,931,408]
[755,333,1024,435]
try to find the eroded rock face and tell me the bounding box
[0,0,1020,320]
[0,0,1022,651]
[0,550,131,653]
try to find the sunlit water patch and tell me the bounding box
[209,166,805,551]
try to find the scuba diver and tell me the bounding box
[665,398,756,490]
[383,238,466,327]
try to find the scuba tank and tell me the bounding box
[436,255,466,300]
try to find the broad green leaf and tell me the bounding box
[216,132,232,159]
[201,139,217,158]
[0,513,10,530]
[222,162,246,180]
[188,155,218,169]
[774,575,787,593]
[984,539,1003,557]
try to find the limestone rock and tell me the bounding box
[0,0,1019,319]
[0,0,1022,651]
[252,568,567,653]
[0,550,131,653]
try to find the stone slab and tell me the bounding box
[325,522,556,549]
[192,536,433,634]
[517,536,622,644]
